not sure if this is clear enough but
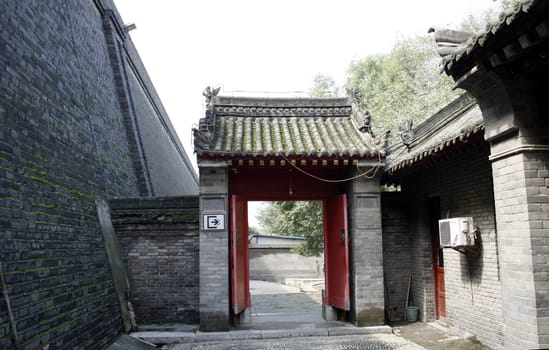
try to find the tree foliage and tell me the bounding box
[346,35,460,142]
[282,1,519,257]
[257,201,324,256]
[310,73,341,98]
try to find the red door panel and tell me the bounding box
[324,194,350,310]
[230,195,250,315]
[429,197,445,319]
[435,265,446,318]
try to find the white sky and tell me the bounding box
[113,0,498,227]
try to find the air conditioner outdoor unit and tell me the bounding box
[438,217,475,247]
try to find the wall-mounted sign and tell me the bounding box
[203,214,225,230]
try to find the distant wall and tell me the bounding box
[112,25,198,196]
[249,248,323,283]
[0,1,196,348]
[111,197,199,324]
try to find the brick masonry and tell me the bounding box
[456,60,549,349]
[110,197,199,325]
[381,192,411,317]
[348,175,385,326]
[490,151,549,349]
[198,162,230,331]
[394,142,504,349]
[0,1,197,349]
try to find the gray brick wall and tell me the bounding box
[0,1,138,348]
[198,162,230,331]
[491,151,549,349]
[348,175,385,326]
[0,0,197,348]
[399,142,503,349]
[381,193,411,317]
[121,40,198,196]
[110,197,199,324]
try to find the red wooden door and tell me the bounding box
[324,194,350,310]
[230,195,250,315]
[429,197,446,319]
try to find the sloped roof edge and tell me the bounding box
[385,94,484,175]
[215,95,350,107]
[440,0,548,77]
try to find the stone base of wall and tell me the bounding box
[110,196,199,324]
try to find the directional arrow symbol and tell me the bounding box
[204,215,224,230]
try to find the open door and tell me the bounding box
[230,195,250,316]
[324,194,350,310]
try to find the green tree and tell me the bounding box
[346,35,460,142]
[336,0,519,142]
[310,73,341,98]
[257,201,324,256]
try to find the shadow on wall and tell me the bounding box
[460,231,484,283]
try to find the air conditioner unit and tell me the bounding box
[438,217,475,247]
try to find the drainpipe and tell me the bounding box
[0,260,21,350]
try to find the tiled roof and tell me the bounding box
[435,0,548,77]
[385,94,484,175]
[194,96,388,159]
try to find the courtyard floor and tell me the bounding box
[129,280,489,350]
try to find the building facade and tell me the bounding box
[0,1,197,349]
[384,1,549,348]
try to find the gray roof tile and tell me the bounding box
[436,0,544,75]
[386,94,484,174]
[194,96,386,159]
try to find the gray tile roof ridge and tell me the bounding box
[215,95,350,107]
[439,0,539,73]
[385,94,484,173]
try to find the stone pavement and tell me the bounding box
[166,334,423,349]
[130,280,487,350]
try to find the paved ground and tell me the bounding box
[392,322,488,350]
[240,280,329,330]
[132,280,489,350]
[167,334,423,350]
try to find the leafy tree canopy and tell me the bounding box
[310,73,341,98]
[257,201,323,256]
[267,0,519,257]
[345,35,460,142]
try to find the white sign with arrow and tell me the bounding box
[203,214,225,230]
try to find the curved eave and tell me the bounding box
[443,0,546,76]
[385,124,485,176]
[195,151,383,161]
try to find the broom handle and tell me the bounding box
[405,272,412,307]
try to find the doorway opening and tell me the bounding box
[429,196,446,320]
[230,196,350,328]
[247,200,325,328]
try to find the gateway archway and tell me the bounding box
[228,166,351,324]
[194,89,388,331]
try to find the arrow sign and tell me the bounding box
[204,214,225,230]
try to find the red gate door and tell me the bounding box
[429,197,446,319]
[324,194,350,310]
[230,195,250,315]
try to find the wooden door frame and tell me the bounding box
[428,195,445,320]
[229,194,350,322]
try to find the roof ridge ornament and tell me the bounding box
[399,119,415,149]
[203,86,221,111]
[193,86,220,153]
[348,88,373,135]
